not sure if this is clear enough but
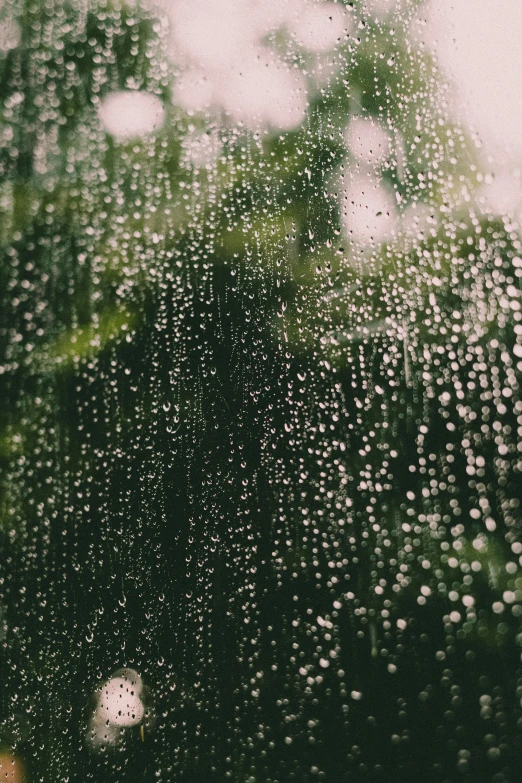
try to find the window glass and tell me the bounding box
[1,1,522,781]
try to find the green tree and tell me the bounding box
[0,1,521,781]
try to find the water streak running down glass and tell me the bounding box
[0,1,522,781]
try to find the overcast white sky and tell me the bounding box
[427,0,522,213]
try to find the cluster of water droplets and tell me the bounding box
[0,0,521,782]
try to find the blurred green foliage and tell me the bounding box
[0,1,522,782]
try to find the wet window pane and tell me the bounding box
[1,1,522,781]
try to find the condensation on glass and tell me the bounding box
[0,0,522,781]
